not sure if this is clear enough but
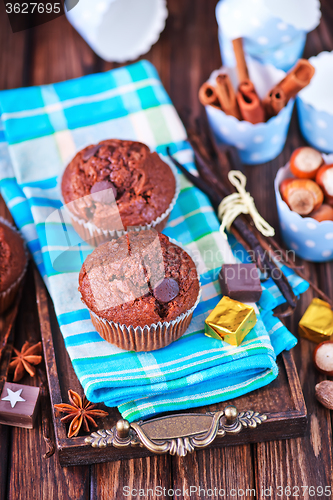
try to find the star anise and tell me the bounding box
[54,390,109,438]
[8,341,43,382]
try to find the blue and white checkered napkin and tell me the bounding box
[0,61,308,421]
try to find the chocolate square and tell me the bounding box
[0,382,40,429]
[219,264,262,303]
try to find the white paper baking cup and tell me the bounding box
[216,0,320,71]
[87,238,202,352]
[63,153,180,247]
[274,159,333,262]
[297,52,333,153]
[65,0,168,62]
[205,58,294,164]
[0,217,28,314]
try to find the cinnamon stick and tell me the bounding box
[232,38,249,83]
[262,87,286,119]
[198,82,220,108]
[215,74,241,119]
[231,38,265,123]
[280,59,315,100]
[237,80,266,124]
[264,59,315,106]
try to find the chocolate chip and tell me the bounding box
[90,181,117,204]
[153,278,179,303]
[82,145,100,161]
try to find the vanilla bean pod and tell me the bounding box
[265,235,333,307]
[189,134,299,303]
[169,149,267,272]
[188,133,230,196]
[166,150,221,209]
[231,224,298,309]
[189,127,332,311]
[184,139,297,306]
[167,146,298,311]
[253,224,333,307]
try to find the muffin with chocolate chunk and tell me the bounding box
[78,230,200,351]
[61,139,178,245]
[0,218,27,314]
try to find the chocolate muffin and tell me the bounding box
[78,230,200,351]
[61,139,178,245]
[0,218,27,314]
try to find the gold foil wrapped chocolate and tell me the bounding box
[205,296,257,346]
[299,298,333,343]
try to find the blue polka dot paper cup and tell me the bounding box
[216,0,321,72]
[274,160,333,262]
[205,59,294,164]
[297,52,333,154]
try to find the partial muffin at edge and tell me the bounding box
[0,220,27,294]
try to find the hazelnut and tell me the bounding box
[315,380,333,410]
[279,178,294,202]
[310,204,333,222]
[290,147,323,179]
[316,164,333,206]
[280,179,324,215]
[313,341,333,375]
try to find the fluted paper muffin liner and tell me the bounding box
[274,158,333,262]
[86,238,201,352]
[64,154,180,247]
[0,217,28,315]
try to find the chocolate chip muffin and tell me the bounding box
[0,218,27,314]
[78,230,200,351]
[61,140,178,245]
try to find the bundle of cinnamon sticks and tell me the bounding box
[199,38,315,124]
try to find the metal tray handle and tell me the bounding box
[85,405,267,457]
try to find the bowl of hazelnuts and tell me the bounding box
[275,146,333,261]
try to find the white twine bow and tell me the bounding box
[218,170,275,239]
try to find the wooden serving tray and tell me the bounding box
[0,283,24,395]
[34,270,307,467]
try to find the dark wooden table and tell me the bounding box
[1,1,333,498]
